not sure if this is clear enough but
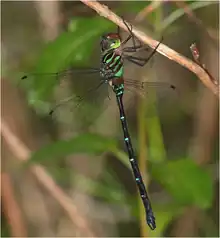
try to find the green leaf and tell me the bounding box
[129,200,182,235]
[25,17,115,103]
[146,99,167,163]
[151,158,213,209]
[112,149,131,169]
[148,205,180,237]
[35,17,114,72]
[74,169,127,204]
[28,133,117,164]
[47,166,72,187]
[123,1,149,14]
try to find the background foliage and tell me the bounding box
[1,1,219,237]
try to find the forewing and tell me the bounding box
[20,68,108,117]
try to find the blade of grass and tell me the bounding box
[158,1,215,32]
[137,81,149,237]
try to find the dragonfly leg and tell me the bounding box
[121,18,151,53]
[121,30,133,46]
[123,45,149,53]
[121,18,136,49]
[117,24,120,36]
[119,17,152,55]
[124,39,162,67]
[124,55,150,66]
[123,30,164,56]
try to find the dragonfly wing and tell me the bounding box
[20,67,107,117]
[21,67,100,97]
[124,78,177,99]
[48,73,109,127]
[123,78,179,119]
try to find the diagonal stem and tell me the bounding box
[79,0,219,97]
[0,119,97,237]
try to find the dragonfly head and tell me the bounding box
[100,33,121,52]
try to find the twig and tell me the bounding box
[80,0,219,97]
[1,173,28,237]
[174,1,218,41]
[190,43,218,85]
[171,32,218,236]
[0,119,96,237]
[135,0,162,23]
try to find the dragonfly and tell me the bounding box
[22,19,176,230]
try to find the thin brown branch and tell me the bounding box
[174,1,219,41]
[80,0,219,98]
[135,0,162,23]
[190,43,218,85]
[1,172,28,237]
[0,119,97,237]
[171,32,218,236]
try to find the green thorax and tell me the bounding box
[102,50,125,97]
[103,50,124,78]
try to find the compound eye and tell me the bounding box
[101,39,109,51]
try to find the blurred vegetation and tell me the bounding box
[1,1,219,237]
